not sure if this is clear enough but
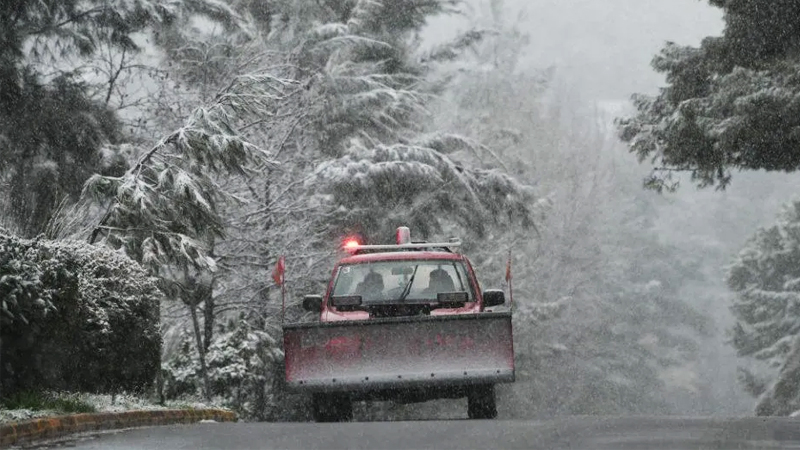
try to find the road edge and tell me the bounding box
[0,408,237,447]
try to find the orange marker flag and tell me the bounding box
[272,255,285,286]
[273,255,286,323]
[505,252,512,283]
[505,250,513,307]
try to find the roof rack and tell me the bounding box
[347,241,462,255]
[341,227,462,254]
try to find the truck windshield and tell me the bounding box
[331,260,473,304]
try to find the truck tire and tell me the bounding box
[467,384,497,419]
[312,393,353,422]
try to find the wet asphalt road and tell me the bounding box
[35,416,800,450]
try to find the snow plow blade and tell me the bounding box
[283,312,514,392]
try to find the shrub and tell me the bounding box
[0,229,162,396]
[162,317,287,420]
[1,390,97,414]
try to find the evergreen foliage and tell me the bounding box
[81,73,282,275]
[0,0,247,236]
[617,0,800,191]
[728,199,800,415]
[615,0,800,417]
[0,390,97,414]
[316,138,534,239]
[143,0,538,418]
[0,69,123,237]
[162,317,284,419]
[433,2,710,415]
[0,229,162,396]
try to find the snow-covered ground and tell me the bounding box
[0,392,219,424]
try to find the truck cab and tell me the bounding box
[303,248,505,322]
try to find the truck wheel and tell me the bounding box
[467,384,497,419]
[312,393,353,422]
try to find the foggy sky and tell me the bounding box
[425,0,724,101]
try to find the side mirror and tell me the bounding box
[483,289,505,307]
[302,295,323,312]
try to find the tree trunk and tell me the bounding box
[0,335,3,397]
[189,301,211,401]
[156,358,165,405]
[203,288,214,352]
[261,175,272,328]
[203,246,216,352]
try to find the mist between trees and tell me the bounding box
[3,0,800,420]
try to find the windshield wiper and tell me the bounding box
[396,265,418,302]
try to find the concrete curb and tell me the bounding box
[0,408,236,447]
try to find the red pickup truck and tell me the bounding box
[282,227,514,422]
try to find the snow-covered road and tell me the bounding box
[47,416,800,449]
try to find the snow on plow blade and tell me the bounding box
[283,312,514,392]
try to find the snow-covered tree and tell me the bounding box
[266,0,538,242]
[162,316,283,419]
[148,0,537,329]
[0,0,248,236]
[81,73,284,270]
[727,199,800,415]
[426,0,711,416]
[88,0,538,415]
[73,68,290,399]
[0,229,161,397]
[618,0,800,191]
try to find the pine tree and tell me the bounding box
[0,73,122,236]
[293,1,535,241]
[160,0,538,320]
[727,199,800,415]
[431,1,710,415]
[141,0,538,414]
[0,0,247,236]
[617,0,800,191]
